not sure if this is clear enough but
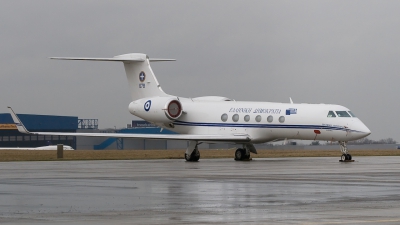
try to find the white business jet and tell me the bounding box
[8,53,371,161]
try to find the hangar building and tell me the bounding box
[0,113,77,149]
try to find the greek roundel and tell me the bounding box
[144,100,151,111]
[139,71,146,82]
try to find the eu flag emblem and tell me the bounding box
[286,108,297,115]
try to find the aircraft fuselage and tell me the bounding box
[129,97,371,144]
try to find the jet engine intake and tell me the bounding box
[165,100,182,120]
[128,97,183,123]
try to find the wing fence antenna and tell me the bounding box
[290,97,293,104]
[7,107,30,134]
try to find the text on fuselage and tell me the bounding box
[229,108,281,114]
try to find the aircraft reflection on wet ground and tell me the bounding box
[1,157,400,224]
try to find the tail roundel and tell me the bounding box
[51,53,175,100]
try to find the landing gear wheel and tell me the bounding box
[339,141,353,162]
[235,148,250,161]
[185,150,200,162]
[235,148,245,161]
[340,154,352,161]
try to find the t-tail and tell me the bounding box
[51,53,175,100]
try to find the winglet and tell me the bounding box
[7,107,30,134]
[289,97,293,104]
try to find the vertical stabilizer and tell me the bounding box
[118,54,170,100]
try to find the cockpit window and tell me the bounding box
[335,111,351,117]
[348,111,356,117]
[327,111,336,117]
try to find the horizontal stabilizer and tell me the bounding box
[50,57,176,62]
[50,53,175,62]
[50,57,147,62]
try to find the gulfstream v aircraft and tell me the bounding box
[8,53,371,162]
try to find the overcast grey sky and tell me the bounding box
[1,1,399,141]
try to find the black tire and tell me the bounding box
[192,154,200,162]
[243,152,250,160]
[347,154,352,160]
[185,150,200,162]
[235,148,243,160]
[235,148,247,161]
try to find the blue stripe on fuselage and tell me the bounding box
[173,121,362,133]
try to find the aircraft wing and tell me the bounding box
[7,107,251,143]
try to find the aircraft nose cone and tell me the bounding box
[365,127,371,135]
[358,122,371,138]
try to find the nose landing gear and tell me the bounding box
[339,141,354,162]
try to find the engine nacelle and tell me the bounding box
[128,97,183,123]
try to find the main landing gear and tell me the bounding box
[185,141,200,162]
[234,148,251,161]
[234,144,256,161]
[339,141,353,162]
[185,142,257,162]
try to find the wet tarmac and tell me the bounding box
[1,156,400,224]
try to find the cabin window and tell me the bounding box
[336,111,351,117]
[267,115,273,122]
[327,111,336,117]
[348,111,356,117]
[232,114,239,122]
[255,115,262,122]
[279,116,285,123]
[221,113,228,122]
[244,115,250,122]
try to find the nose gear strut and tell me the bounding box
[339,141,354,162]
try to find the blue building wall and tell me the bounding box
[0,113,77,131]
[0,113,78,149]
